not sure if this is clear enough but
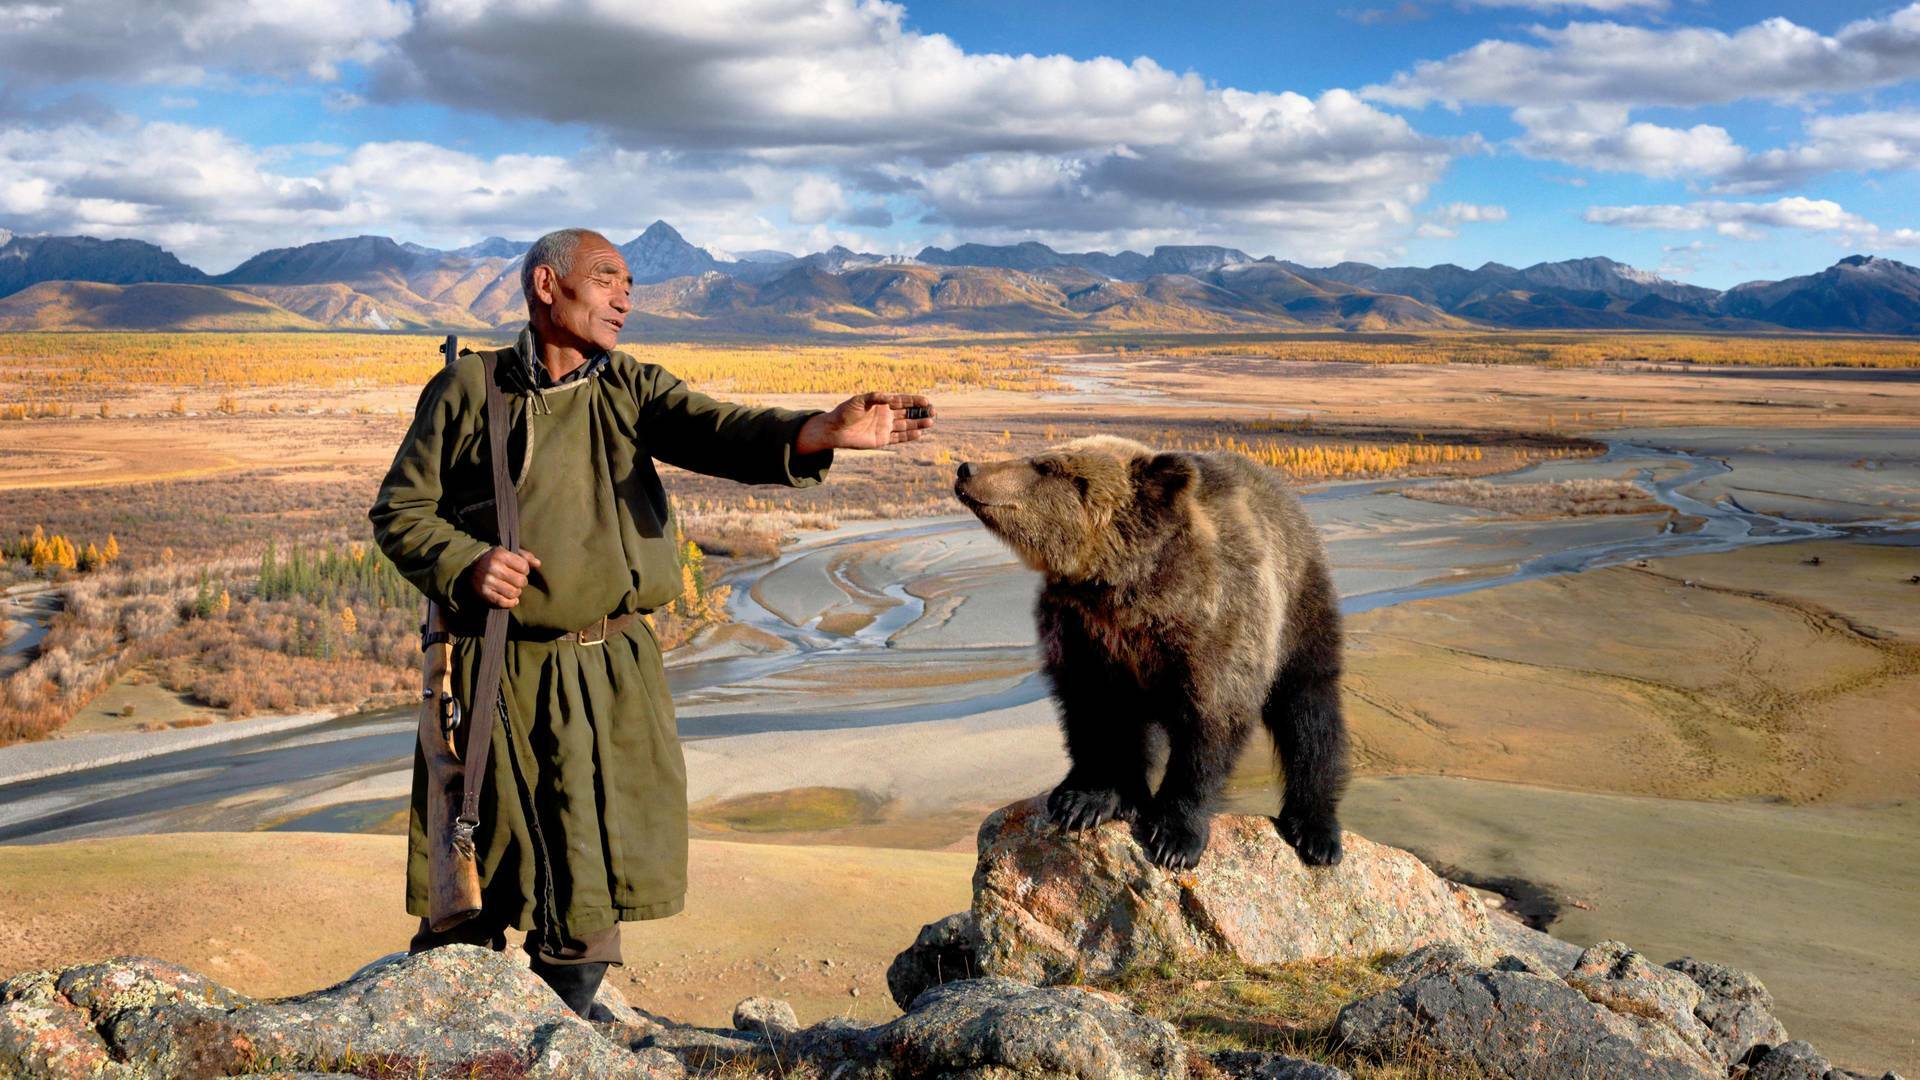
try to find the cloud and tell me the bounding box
[361,0,1464,260]
[1712,109,1920,193]
[0,0,1475,263]
[1341,4,1428,27]
[1365,5,1920,109]
[0,0,411,83]
[1509,104,1745,177]
[0,113,873,271]
[1583,196,1920,247]
[1415,201,1506,239]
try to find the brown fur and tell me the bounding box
[955,436,1349,868]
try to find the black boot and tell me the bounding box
[530,958,608,1018]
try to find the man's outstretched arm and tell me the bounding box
[639,367,935,485]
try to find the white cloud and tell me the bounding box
[361,0,1464,260]
[0,0,1480,263]
[1509,104,1746,177]
[1584,196,1920,247]
[0,0,411,83]
[1416,202,1507,239]
[0,114,877,270]
[1713,109,1920,193]
[1366,5,1920,109]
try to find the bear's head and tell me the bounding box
[953,435,1200,582]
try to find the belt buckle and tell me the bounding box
[578,615,608,646]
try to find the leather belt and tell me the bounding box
[565,611,640,646]
[500,610,644,645]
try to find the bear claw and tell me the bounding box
[1047,786,1123,831]
[1276,811,1343,867]
[1137,813,1209,870]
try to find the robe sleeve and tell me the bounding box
[638,365,833,486]
[368,364,494,617]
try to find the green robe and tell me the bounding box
[369,330,830,944]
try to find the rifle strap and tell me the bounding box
[454,353,523,852]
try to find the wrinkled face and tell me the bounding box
[952,448,1132,579]
[531,234,632,354]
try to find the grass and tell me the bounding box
[1396,478,1665,517]
[1096,330,1920,369]
[689,787,890,833]
[1099,953,1497,1080]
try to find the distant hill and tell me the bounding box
[1719,255,1920,334]
[0,235,206,299]
[0,281,323,331]
[5,225,1920,335]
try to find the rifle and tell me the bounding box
[417,333,481,930]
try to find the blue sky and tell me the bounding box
[4,1,1919,287]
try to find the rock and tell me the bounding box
[730,995,799,1036]
[0,947,671,1079]
[1487,909,1583,976]
[1748,1040,1835,1080]
[887,910,986,1010]
[1,957,253,1079]
[868,976,1187,1079]
[1333,965,1722,1079]
[1208,1048,1351,1078]
[639,1025,770,1071]
[971,796,1498,987]
[1567,941,1720,1066]
[1381,942,1477,982]
[780,1014,881,1066]
[1664,956,1790,1067]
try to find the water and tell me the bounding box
[3,438,1910,842]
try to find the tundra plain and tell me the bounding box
[1,333,1916,1073]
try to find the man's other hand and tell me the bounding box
[795,393,936,454]
[469,547,541,608]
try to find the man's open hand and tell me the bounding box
[468,547,541,608]
[795,393,935,454]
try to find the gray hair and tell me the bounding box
[521,228,604,306]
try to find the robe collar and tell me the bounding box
[509,326,609,394]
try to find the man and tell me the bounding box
[369,227,934,1015]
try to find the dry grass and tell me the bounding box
[0,333,1062,403]
[1397,478,1664,517]
[1110,331,1920,369]
[1101,953,1495,1079]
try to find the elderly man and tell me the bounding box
[369,227,933,1014]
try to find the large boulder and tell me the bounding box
[1664,956,1791,1068]
[887,910,987,1010]
[0,947,678,1079]
[862,976,1187,1079]
[1333,960,1722,1080]
[970,796,1498,986]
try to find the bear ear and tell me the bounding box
[1133,452,1198,505]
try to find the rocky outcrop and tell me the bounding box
[968,796,1498,987]
[0,948,674,1079]
[886,909,986,1009]
[863,977,1185,1079]
[1325,939,1912,1080]
[3,800,1905,1080]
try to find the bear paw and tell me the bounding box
[1137,811,1210,870]
[1047,785,1126,830]
[1276,810,1344,867]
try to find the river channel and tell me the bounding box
[0,431,1911,843]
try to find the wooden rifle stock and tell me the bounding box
[419,333,482,931]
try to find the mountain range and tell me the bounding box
[3,223,1918,336]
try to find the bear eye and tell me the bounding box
[1033,458,1060,476]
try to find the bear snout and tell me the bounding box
[956,461,975,481]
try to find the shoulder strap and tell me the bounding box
[454,353,523,851]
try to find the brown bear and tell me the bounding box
[954,435,1348,868]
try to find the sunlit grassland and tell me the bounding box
[1074,331,1920,368]
[0,332,1063,401]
